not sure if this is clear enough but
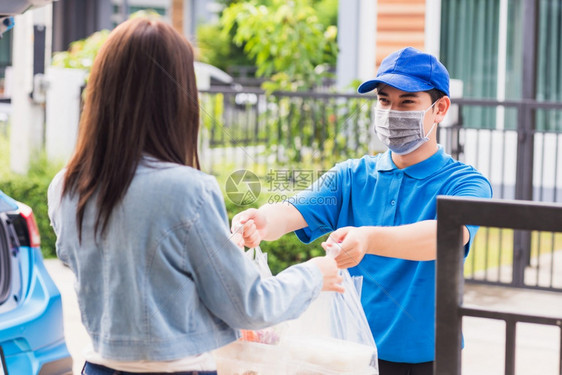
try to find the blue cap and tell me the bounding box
[358,47,450,96]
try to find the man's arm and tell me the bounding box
[231,202,307,247]
[325,220,470,268]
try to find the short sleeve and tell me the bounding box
[288,164,345,243]
[446,171,493,255]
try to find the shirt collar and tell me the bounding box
[376,146,449,179]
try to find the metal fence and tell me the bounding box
[450,98,562,292]
[435,196,562,375]
[198,87,562,291]
[199,87,377,173]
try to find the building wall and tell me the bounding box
[53,0,113,52]
[376,0,426,67]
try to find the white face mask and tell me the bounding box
[374,102,437,155]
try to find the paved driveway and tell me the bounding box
[45,259,90,375]
[44,259,561,375]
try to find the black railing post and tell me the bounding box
[436,197,562,374]
[513,107,533,284]
[505,318,517,375]
[513,0,539,286]
[435,199,465,375]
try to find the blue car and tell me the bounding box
[0,190,72,375]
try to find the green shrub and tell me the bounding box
[0,130,61,258]
[221,0,338,91]
[196,23,254,72]
[1,157,61,258]
[51,29,110,76]
[260,233,328,275]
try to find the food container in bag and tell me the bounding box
[282,336,378,374]
[214,340,286,375]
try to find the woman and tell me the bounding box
[48,17,342,375]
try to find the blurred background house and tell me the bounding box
[0,0,220,99]
[1,0,557,118]
[3,0,561,204]
[2,3,560,374]
[3,0,562,207]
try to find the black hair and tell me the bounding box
[376,85,447,103]
[426,88,447,103]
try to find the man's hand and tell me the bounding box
[320,221,467,263]
[322,226,370,268]
[231,208,268,248]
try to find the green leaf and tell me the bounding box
[219,0,337,90]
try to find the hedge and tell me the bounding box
[1,157,60,258]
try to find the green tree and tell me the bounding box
[51,29,110,74]
[315,0,338,36]
[221,0,338,91]
[196,22,255,73]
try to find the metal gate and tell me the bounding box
[435,196,562,375]
[439,98,562,292]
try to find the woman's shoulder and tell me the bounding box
[48,168,67,204]
[134,162,220,200]
[133,165,228,233]
[49,168,67,188]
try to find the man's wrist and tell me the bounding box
[362,226,379,255]
[257,205,272,240]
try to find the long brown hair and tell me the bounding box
[63,17,200,239]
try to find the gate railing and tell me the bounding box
[449,98,562,291]
[435,196,562,375]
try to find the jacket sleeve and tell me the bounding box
[184,179,323,330]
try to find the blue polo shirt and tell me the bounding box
[289,146,492,363]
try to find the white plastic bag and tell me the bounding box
[245,246,272,278]
[281,268,378,374]
[215,246,379,375]
[214,246,285,374]
[280,240,378,374]
[240,246,284,344]
[329,270,375,347]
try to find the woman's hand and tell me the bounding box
[307,256,344,293]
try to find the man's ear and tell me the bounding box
[434,96,451,123]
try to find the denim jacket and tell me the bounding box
[47,157,322,361]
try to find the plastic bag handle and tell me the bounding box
[325,236,342,259]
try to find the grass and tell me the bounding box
[465,227,562,277]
